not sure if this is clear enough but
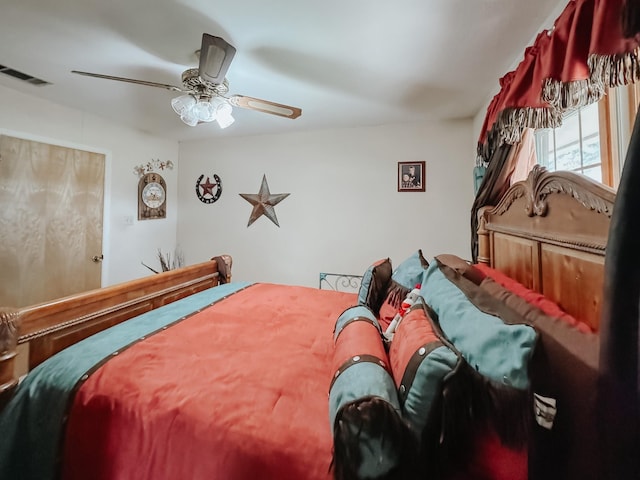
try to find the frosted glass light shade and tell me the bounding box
[171,94,196,116]
[215,102,235,128]
[180,109,199,126]
[171,94,234,128]
[193,101,216,122]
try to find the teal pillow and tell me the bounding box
[420,260,537,390]
[383,250,429,311]
[420,260,537,449]
[392,250,429,289]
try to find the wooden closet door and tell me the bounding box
[0,135,105,307]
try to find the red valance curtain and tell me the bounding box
[471,0,640,261]
[493,31,563,147]
[477,0,640,163]
[541,0,599,111]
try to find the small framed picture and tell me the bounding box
[398,161,425,192]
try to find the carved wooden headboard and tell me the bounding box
[477,166,616,331]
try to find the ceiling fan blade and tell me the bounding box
[71,71,184,92]
[198,34,236,84]
[227,95,302,119]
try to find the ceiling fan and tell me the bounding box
[72,34,302,128]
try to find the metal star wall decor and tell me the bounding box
[239,175,290,227]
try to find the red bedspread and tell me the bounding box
[62,283,357,480]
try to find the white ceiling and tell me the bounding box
[0,0,565,142]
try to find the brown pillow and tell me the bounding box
[434,254,486,285]
[357,258,393,315]
[479,276,600,480]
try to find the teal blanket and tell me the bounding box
[0,281,251,480]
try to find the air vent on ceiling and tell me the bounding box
[0,64,50,86]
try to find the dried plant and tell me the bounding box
[141,247,185,274]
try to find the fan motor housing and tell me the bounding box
[181,68,229,96]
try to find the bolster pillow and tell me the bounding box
[329,306,414,480]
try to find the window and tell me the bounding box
[534,83,640,189]
[535,102,603,183]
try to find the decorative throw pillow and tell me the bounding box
[379,250,430,322]
[422,260,537,391]
[357,258,393,316]
[329,306,416,480]
[388,302,525,479]
[421,260,538,448]
[391,249,429,290]
[388,303,463,439]
[478,276,600,480]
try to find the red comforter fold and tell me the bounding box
[62,283,356,480]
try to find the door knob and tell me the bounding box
[92,254,104,263]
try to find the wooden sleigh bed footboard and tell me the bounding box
[477,165,616,332]
[0,254,232,406]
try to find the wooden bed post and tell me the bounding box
[221,255,232,283]
[476,206,491,265]
[0,307,20,408]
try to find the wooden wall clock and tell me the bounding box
[138,172,167,220]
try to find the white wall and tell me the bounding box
[0,83,477,290]
[0,84,179,286]
[177,120,475,288]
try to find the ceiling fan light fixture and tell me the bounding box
[215,102,235,128]
[180,109,199,127]
[73,34,301,129]
[171,94,196,116]
[193,99,216,122]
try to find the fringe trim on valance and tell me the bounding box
[477,103,561,163]
[542,48,640,111]
[588,47,640,89]
[495,106,563,145]
[541,77,605,111]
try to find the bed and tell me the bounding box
[0,167,620,479]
